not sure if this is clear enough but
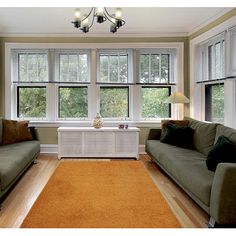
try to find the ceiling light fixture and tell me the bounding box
[71,7,125,33]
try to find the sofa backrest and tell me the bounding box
[215,124,236,148]
[185,117,217,156]
[0,117,2,145]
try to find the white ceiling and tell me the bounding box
[0,7,232,36]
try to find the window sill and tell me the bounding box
[29,120,162,128]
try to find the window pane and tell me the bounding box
[100,87,129,118]
[109,55,119,82]
[18,87,46,118]
[59,87,88,118]
[140,54,149,83]
[215,42,221,79]
[208,45,213,80]
[19,53,48,82]
[119,55,128,82]
[151,54,160,83]
[59,53,88,82]
[205,84,224,124]
[161,54,169,83]
[141,87,170,118]
[98,54,128,83]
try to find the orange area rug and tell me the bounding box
[21,161,181,228]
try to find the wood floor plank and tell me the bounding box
[0,153,209,228]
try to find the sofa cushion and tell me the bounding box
[206,135,236,172]
[215,124,236,148]
[146,140,214,206]
[161,119,189,138]
[160,124,194,149]
[185,117,217,156]
[0,140,40,190]
[2,119,33,145]
[0,117,2,145]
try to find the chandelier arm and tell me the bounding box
[88,8,96,29]
[104,8,126,26]
[81,7,94,22]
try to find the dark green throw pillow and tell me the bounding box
[160,124,194,149]
[206,135,236,172]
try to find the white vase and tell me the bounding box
[92,113,103,129]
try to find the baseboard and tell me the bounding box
[40,144,58,153]
[139,144,146,154]
[40,144,146,155]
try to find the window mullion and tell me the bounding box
[149,54,151,83]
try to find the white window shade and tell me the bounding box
[139,48,177,84]
[97,49,132,83]
[228,26,236,76]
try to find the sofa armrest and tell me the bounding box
[210,163,236,224]
[147,129,162,140]
[29,127,39,140]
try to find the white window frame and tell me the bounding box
[190,15,236,128]
[5,42,184,127]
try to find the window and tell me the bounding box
[195,33,226,124]
[58,87,88,118]
[15,51,48,119]
[17,86,47,118]
[59,52,89,82]
[139,49,175,119]
[141,87,171,118]
[100,87,129,118]
[97,50,130,83]
[205,84,224,123]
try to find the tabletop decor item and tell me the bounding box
[92,113,103,129]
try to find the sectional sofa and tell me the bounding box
[146,117,236,227]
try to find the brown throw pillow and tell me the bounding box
[2,119,33,145]
[17,121,33,142]
[161,119,190,138]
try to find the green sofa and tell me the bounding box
[0,118,40,202]
[146,117,236,227]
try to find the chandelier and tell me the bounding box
[71,7,125,33]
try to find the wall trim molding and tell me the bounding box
[40,144,146,155]
[40,144,58,154]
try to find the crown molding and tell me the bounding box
[0,32,189,38]
[188,7,234,36]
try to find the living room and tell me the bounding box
[0,0,236,234]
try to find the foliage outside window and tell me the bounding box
[205,84,224,124]
[59,53,88,82]
[17,87,47,118]
[100,87,129,118]
[58,87,88,118]
[141,87,170,118]
[98,52,128,83]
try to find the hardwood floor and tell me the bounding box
[0,154,209,228]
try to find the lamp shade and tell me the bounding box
[165,92,190,104]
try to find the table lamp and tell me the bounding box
[165,92,190,119]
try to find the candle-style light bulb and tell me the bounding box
[96,7,104,16]
[75,8,81,20]
[115,8,122,19]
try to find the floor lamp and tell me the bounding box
[165,92,190,120]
